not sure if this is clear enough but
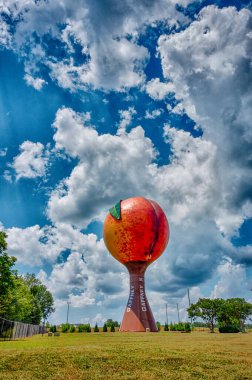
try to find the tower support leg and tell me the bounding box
[120,262,158,332]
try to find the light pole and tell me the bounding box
[187,288,193,331]
[176,303,180,323]
[165,303,169,326]
[66,301,71,324]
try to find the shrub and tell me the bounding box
[169,322,191,332]
[156,321,161,331]
[177,322,185,331]
[85,324,91,333]
[106,319,119,328]
[94,323,99,332]
[219,325,240,333]
[184,322,191,332]
[78,324,91,332]
[50,325,57,333]
[61,323,70,333]
[110,323,115,332]
[164,323,169,331]
[103,323,108,332]
[70,325,76,333]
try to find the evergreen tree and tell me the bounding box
[103,323,108,332]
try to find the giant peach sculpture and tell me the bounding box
[103,197,169,332]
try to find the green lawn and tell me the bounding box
[0,331,251,380]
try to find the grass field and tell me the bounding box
[0,331,252,380]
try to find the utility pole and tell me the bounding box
[176,303,180,323]
[165,303,168,326]
[187,288,193,331]
[66,301,71,324]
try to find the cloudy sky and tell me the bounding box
[1,0,252,326]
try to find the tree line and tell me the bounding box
[188,297,252,333]
[0,231,54,324]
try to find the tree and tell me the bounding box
[0,232,54,324]
[0,231,17,317]
[106,319,119,328]
[94,323,99,332]
[6,277,34,322]
[23,274,55,322]
[187,298,223,333]
[110,323,115,332]
[103,323,108,332]
[218,298,252,332]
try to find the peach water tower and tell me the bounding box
[103,197,169,332]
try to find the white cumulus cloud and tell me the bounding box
[146,78,174,100]
[48,107,156,227]
[158,5,252,236]
[8,141,49,181]
[0,0,190,91]
[24,74,46,91]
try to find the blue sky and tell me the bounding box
[1,0,252,325]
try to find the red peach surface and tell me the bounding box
[103,197,169,264]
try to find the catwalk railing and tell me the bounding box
[0,317,46,340]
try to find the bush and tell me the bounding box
[110,323,115,332]
[94,323,99,332]
[70,325,76,333]
[61,323,70,333]
[50,325,57,333]
[169,322,191,332]
[219,325,240,333]
[85,324,91,333]
[78,324,91,332]
[184,322,191,332]
[103,323,108,332]
[106,319,119,328]
[164,323,169,331]
[156,321,161,331]
[177,322,186,331]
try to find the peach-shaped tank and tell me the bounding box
[103,197,169,332]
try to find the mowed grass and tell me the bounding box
[0,331,252,380]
